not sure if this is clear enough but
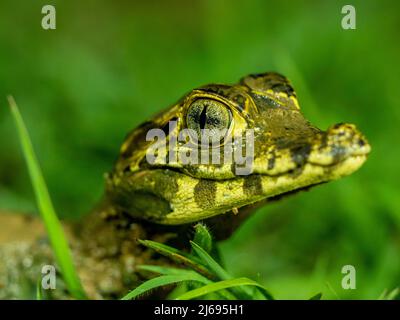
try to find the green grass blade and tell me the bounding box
[138,239,199,262]
[175,277,272,300]
[193,223,213,254]
[190,241,273,299]
[138,239,214,279]
[386,288,400,300]
[379,288,400,300]
[378,289,388,300]
[138,265,193,275]
[309,293,323,300]
[7,96,86,300]
[121,274,209,300]
[36,279,43,300]
[190,241,230,280]
[137,265,237,300]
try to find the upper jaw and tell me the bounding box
[133,122,369,183]
[252,123,370,177]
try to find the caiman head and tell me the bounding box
[105,72,370,225]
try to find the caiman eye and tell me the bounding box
[186,99,232,145]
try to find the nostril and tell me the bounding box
[329,123,356,131]
[332,122,346,129]
[323,123,371,158]
[328,123,360,141]
[335,126,370,155]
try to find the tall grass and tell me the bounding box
[7,96,86,300]
[122,223,275,300]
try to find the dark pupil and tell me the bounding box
[199,104,208,130]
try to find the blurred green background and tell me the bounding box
[0,0,399,299]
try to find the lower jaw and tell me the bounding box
[310,154,368,180]
[159,155,368,224]
[258,154,368,200]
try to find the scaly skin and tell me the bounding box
[0,72,370,299]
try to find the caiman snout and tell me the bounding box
[306,123,370,166]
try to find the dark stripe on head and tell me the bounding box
[194,180,217,209]
[268,152,276,170]
[291,144,312,167]
[243,175,263,196]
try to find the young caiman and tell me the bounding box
[0,72,370,299]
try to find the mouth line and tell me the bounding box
[306,153,369,168]
[255,153,369,178]
[137,149,369,182]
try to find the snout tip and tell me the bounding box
[327,123,371,157]
[307,123,370,166]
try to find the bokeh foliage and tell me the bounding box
[0,0,399,299]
